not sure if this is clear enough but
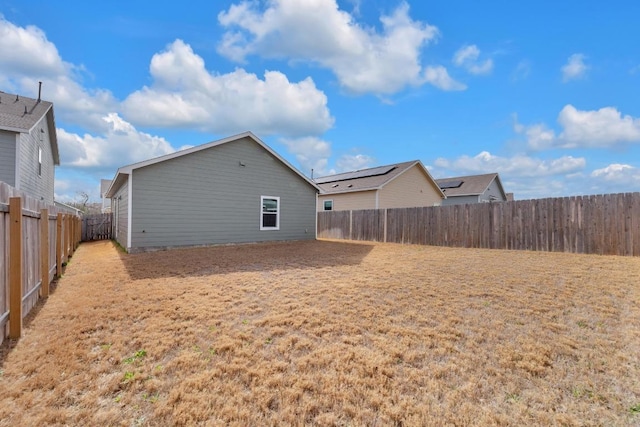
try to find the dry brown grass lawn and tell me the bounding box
[0,239,639,426]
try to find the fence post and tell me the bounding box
[9,197,23,339]
[384,209,388,243]
[76,216,81,248]
[56,213,63,278]
[65,214,70,260]
[68,215,73,257]
[40,208,50,298]
[70,215,75,256]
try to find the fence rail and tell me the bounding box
[0,182,81,344]
[82,213,113,241]
[318,192,640,256]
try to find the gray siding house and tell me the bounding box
[0,90,59,204]
[106,132,319,253]
[100,179,112,213]
[436,173,509,206]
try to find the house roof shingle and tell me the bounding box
[436,173,505,198]
[0,90,59,164]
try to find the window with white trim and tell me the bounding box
[38,147,42,176]
[323,200,333,211]
[260,196,280,230]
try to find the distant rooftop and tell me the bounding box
[315,160,427,194]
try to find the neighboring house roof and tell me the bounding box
[315,160,445,197]
[54,200,82,216]
[436,173,507,200]
[0,90,59,165]
[100,179,112,197]
[105,131,320,198]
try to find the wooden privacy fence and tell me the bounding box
[82,213,113,241]
[318,192,640,257]
[0,183,81,344]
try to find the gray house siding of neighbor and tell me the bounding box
[0,90,59,204]
[111,180,129,248]
[106,132,319,253]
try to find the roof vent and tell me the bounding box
[331,184,339,188]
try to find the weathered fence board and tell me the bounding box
[317,192,640,257]
[317,211,350,240]
[0,181,81,343]
[81,213,113,241]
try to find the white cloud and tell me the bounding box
[561,53,588,82]
[280,136,332,177]
[423,66,466,91]
[432,151,592,199]
[434,151,585,178]
[557,105,640,147]
[511,60,531,81]
[0,17,118,131]
[0,16,66,77]
[453,44,493,75]
[591,164,640,182]
[217,0,458,94]
[516,105,640,150]
[0,18,333,138]
[57,113,175,169]
[521,123,557,150]
[122,40,333,137]
[336,153,375,172]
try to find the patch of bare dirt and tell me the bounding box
[0,239,638,426]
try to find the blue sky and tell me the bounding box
[1,0,639,202]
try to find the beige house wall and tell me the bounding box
[318,190,376,212]
[378,164,443,208]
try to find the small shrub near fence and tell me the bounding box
[0,182,81,344]
[318,192,640,257]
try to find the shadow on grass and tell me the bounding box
[119,239,375,280]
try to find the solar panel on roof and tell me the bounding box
[439,180,464,189]
[314,165,397,184]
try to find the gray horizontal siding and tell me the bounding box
[17,116,55,204]
[130,137,317,250]
[0,130,16,186]
[480,179,505,202]
[441,194,480,206]
[112,180,129,249]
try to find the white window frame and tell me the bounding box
[323,199,333,211]
[260,196,280,230]
[38,147,42,177]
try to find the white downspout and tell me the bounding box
[127,173,133,250]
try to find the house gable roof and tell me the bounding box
[105,131,320,198]
[436,173,507,199]
[0,91,59,165]
[315,160,445,197]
